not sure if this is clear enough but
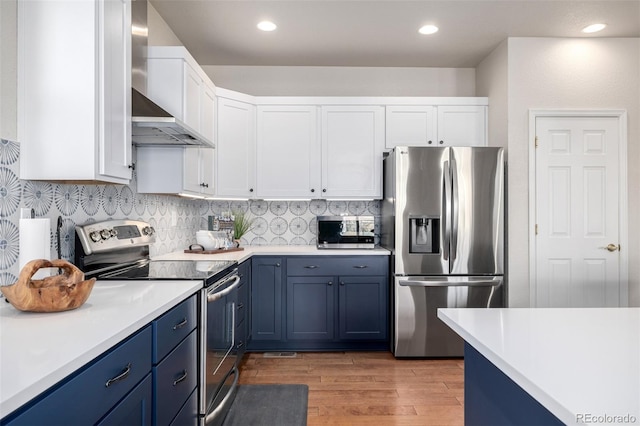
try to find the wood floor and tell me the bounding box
[238,351,464,425]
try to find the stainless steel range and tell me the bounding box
[75,219,241,425]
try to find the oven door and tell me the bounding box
[200,272,241,425]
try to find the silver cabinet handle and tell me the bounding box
[328,281,333,286]
[304,265,319,269]
[275,263,281,267]
[105,363,131,388]
[173,370,188,386]
[340,281,345,286]
[352,265,368,269]
[172,317,188,330]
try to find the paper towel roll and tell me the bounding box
[19,218,51,280]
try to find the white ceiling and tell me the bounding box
[149,0,640,68]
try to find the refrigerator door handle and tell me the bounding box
[450,154,459,264]
[398,279,503,287]
[443,160,451,261]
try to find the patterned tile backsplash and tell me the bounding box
[0,139,380,286]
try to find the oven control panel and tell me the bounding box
[76,219,156,255]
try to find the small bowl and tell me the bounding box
[1,259,96,313]
[196,230,221,250]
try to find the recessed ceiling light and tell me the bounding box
[582,23,607,33]
[257,21,277,32]
[418,25,439,35]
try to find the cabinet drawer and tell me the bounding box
[170,389,198,426]
[154,330,198,425]
[287,256,387,276]
[5,326,152,426]
[154,295,197,363]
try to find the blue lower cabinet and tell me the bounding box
[169,389,199,426]
[97,374,153,426]
[250,257,283,343]
[287,276,335,340]
[464,343,563,425]
[153,330,198,426]
[250,255,389,351]
[3,326,152,426]
[338,275,388,340]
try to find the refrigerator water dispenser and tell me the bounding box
[409,217,440,254]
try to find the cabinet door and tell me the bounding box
[321,106,384,198]
[338,275,388,340]
[250,258,283,341]
[183,147,201,194]
[101,0,132,181]
[436,106,487,147]
[237,260,252,346]
[286,276,335,340]
[200,82,216,143]
[216,97,256,198]
[97,374,152,426]
[256,106,320,198]
[199,147,215,196]
[183,62,202,132]
[385,106,437,148]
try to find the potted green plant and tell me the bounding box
[232,210,255,247]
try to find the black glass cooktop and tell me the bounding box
[100,259,237,287]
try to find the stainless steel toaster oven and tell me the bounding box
[316,215,375,249]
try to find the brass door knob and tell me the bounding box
[605,244,621,252]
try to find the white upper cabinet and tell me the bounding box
[385,103,488,149]
[216,93,256,198]
[147,46,215,146]
[386,106,437,148]
[18,0,132,183]
[436,106,487,147]
[136,146,214,197]
[183,147,215,196]
[200,82,216,144]
[256,106,320,198]
[321,106,384,199]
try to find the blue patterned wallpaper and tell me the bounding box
[0,139,380,287]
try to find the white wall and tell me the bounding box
[481,37,640,307]
[147,3,477,97]
[202,66,476,96]
[0,0,17,141]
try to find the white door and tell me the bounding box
[534,115,624,307]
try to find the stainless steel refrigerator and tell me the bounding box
[381,146,505,357]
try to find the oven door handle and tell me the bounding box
[207,275,241,302]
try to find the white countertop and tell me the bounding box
[438,308,640,425]
[0,279,202,419]
[153,245,390,263]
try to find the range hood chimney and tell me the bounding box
[130,0,214,147]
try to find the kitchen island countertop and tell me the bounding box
[153,244,390,263]
[0,279,202,419]
[438,307,640,425]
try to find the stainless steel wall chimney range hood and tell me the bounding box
[130,1,214,148]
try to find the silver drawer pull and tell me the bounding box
[173,370,188,386]
[105,363,131,388]
[172,318,188,330]
[304,265,319,269]
[353,265,368,269]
